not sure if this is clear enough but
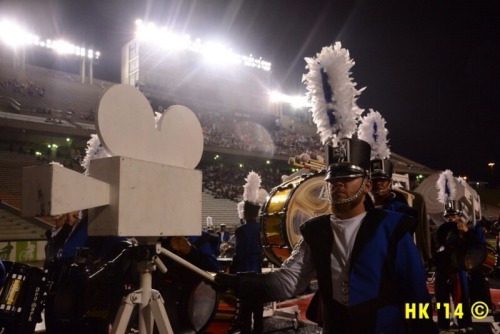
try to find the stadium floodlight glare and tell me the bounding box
[269,91,310,109]
[203,42,239,64]
[135,19,271,71]
[0,18,101,59]
[0,19,34,47]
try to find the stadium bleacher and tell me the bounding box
[0,56,438,263]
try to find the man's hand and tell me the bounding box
[214,272,265,300]
[214,272,240,293]
[457,222,468,232]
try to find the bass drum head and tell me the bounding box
[261,170,331,266]
[187,280,218,332]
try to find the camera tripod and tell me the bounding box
[111,256,172,334]
[111,242,215,334]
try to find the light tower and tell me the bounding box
[0,18,101,85]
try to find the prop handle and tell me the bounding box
[158,246,215,282]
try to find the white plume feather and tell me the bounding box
[257,188,269,205]
[81,134,111,176]
[302,42,365,146]
[357,109,391,159]
[436,169,457,204]
[237,201,245,220]
[243,171,262,204]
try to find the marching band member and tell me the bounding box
[358,111,417,221]
[227,171,266,334]
[43,136,129,334]
[359,111,433,266]
[433,170,483,333]
[216,43,437,334]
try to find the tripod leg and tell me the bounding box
[149,290,174,334]
[138,265,155,333]
[112,292,138,334]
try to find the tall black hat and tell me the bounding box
[443,200,462,217]
[243,201,261,218]
[370,158,393,180]
[436,170,462,217]
[325,137,371,182]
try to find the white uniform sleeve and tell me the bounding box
[263,237,317,300]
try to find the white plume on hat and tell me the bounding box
[302,42,365,146]
[237,201,245,220]
[243,171,262,204]
[257,188,269,205]
[436,169,457,204]
[81,134,111,175]
[206,216,213,228]
[357,109,391,160]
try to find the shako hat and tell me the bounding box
[241,171,264,218]
[324,137,371,181]
[370,158,393,180]
[302,42,367,183]
[436,169,462,217]
[444,200,462,217]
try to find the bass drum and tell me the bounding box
[261,170,331,266]
[159,273,219,334]
[474,244,498,276]
[185,280,218,333]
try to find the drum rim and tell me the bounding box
[260,170,328,266]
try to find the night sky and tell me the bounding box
[3,0,499,184]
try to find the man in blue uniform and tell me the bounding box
[44,210,128,334]
[434,205,476,332]
[227,172,265,334]
[216,137,437,334]
[231,202,262,274]
[370,158,417,219]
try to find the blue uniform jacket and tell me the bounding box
[231,219,261,273]
[301,209,436,334]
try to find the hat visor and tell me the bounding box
[370,172,391,180]
[325,163,366,182]
[443,210,461,217]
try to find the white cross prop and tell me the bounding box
[21,84,204,238]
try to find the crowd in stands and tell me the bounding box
[200,163,287,201]
[79,108,96,122]
[0,78,45,97]
[198,111,322,158]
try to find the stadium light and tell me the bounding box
[135,19,271,71]
[0,19,34,47]
[269,91,310,109]
[0,18,101,59]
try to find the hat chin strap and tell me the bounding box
[331,177,367,209]
[372,181,391,195]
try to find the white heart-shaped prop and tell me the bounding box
[96,84,203,169]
